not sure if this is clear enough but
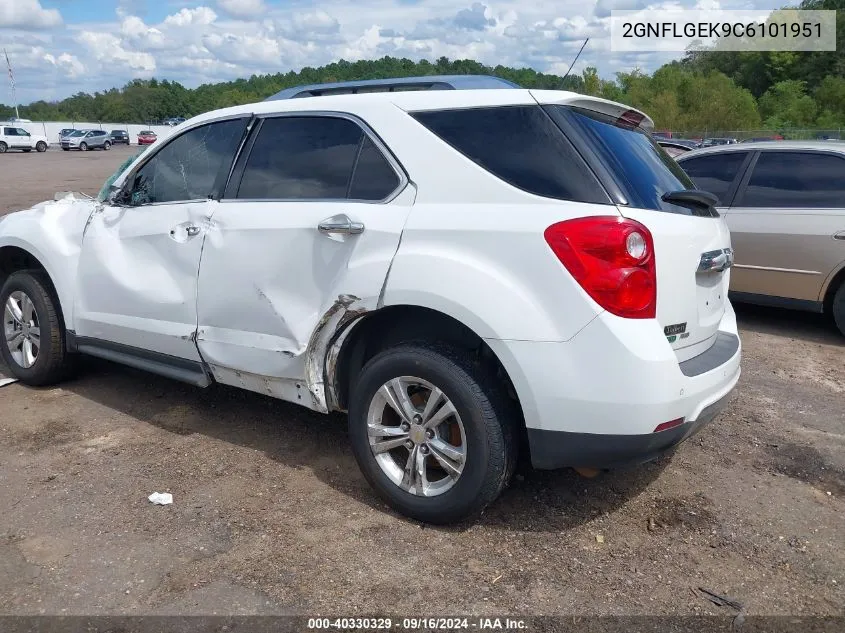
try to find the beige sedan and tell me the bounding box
[677,141,845,336]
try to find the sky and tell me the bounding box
[0,0,785,105]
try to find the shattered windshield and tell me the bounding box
[97,150,144,202]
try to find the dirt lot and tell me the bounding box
[1,147,843,617]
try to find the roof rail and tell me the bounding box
[264,74,520,101]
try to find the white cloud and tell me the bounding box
[43,52,85,78]
[78,31,156,73]
[217,0,267,18]
[162,7,218,28]
[0,0,62,29]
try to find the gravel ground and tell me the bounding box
[1,147,843,617]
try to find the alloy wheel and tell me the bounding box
[367,376,467,497]
[4,291,40,369]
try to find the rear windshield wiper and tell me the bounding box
[661,190,720,217]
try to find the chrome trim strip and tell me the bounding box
[733,264,821,275]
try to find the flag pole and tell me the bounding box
[4,48,20,120]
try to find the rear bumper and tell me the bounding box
[526,389,732,469]
[486,302,741,470]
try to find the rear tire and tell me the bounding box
[103,141,111,151]
[1,271,76,386]
[36,141,47,152]
[833,282,845,337]
[0,142,6,153]
[348,343,518,524]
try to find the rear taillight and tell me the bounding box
[544,216,656,319]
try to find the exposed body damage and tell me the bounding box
[304,294,368,413]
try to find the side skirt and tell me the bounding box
[67,331,213,387]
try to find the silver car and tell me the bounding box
[61,129,111,151]
[677,141,845,335]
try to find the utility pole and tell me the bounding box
[4,48,20,120]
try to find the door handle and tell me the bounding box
[318,215,364,235]
[169,222,202,243]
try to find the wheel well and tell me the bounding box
[823,265,845,315]
[332,304,524,420]
[0,246,65,327]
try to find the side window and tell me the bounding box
[349,136,401,200]
[4,127,15,136]
[16,128,29,136]
[127,118,246,205]
[679,152,747,205]
[236,116,398,201]
[739,152,845,208]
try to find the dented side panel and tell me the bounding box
[0,195,98,327]
[74,200,213,360]
[195,186,415,412]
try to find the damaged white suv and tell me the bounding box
[0,76,741,523]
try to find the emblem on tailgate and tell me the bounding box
[697,248,734,273]
[664,322,687,342]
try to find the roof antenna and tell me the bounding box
[562,38,590,82]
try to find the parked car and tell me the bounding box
[164,117,186,127]
[109,130,130,145]
[59,128,77,140]
[741,137,780,143]
[0,76,741,523]
[656,140,694,157]
[677,141,845,335]
[137,130,157,145]
[701,138,739,147]
[0,126,48,153]
[61,129,111,151]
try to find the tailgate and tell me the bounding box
[621,207,732,360]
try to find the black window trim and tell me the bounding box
[732,148,845,210]
[222,110,409,205]
[114,113,252,208]
[677,149,754,208]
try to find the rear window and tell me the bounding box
[411,106,608,204]
[546,106,697,214]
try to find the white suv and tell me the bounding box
[0,76,741,524]
[0,126,49,153]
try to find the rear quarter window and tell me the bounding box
[678,152,748,205]
[410,105,608,204]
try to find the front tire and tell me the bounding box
[348,343,517,524]
[36,141,47,152]
[80,142,88,151]
[833,282,845,337]
[22,148,31,153]
[1,271,75,386]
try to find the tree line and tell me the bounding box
[2,0,843,132]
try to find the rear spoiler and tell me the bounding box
[529,91,655,133]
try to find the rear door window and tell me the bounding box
[236,116,401,201]
[678,152,748,205]
[546,106,699,214]
[411,105,607,204]
[737,151,845,208]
